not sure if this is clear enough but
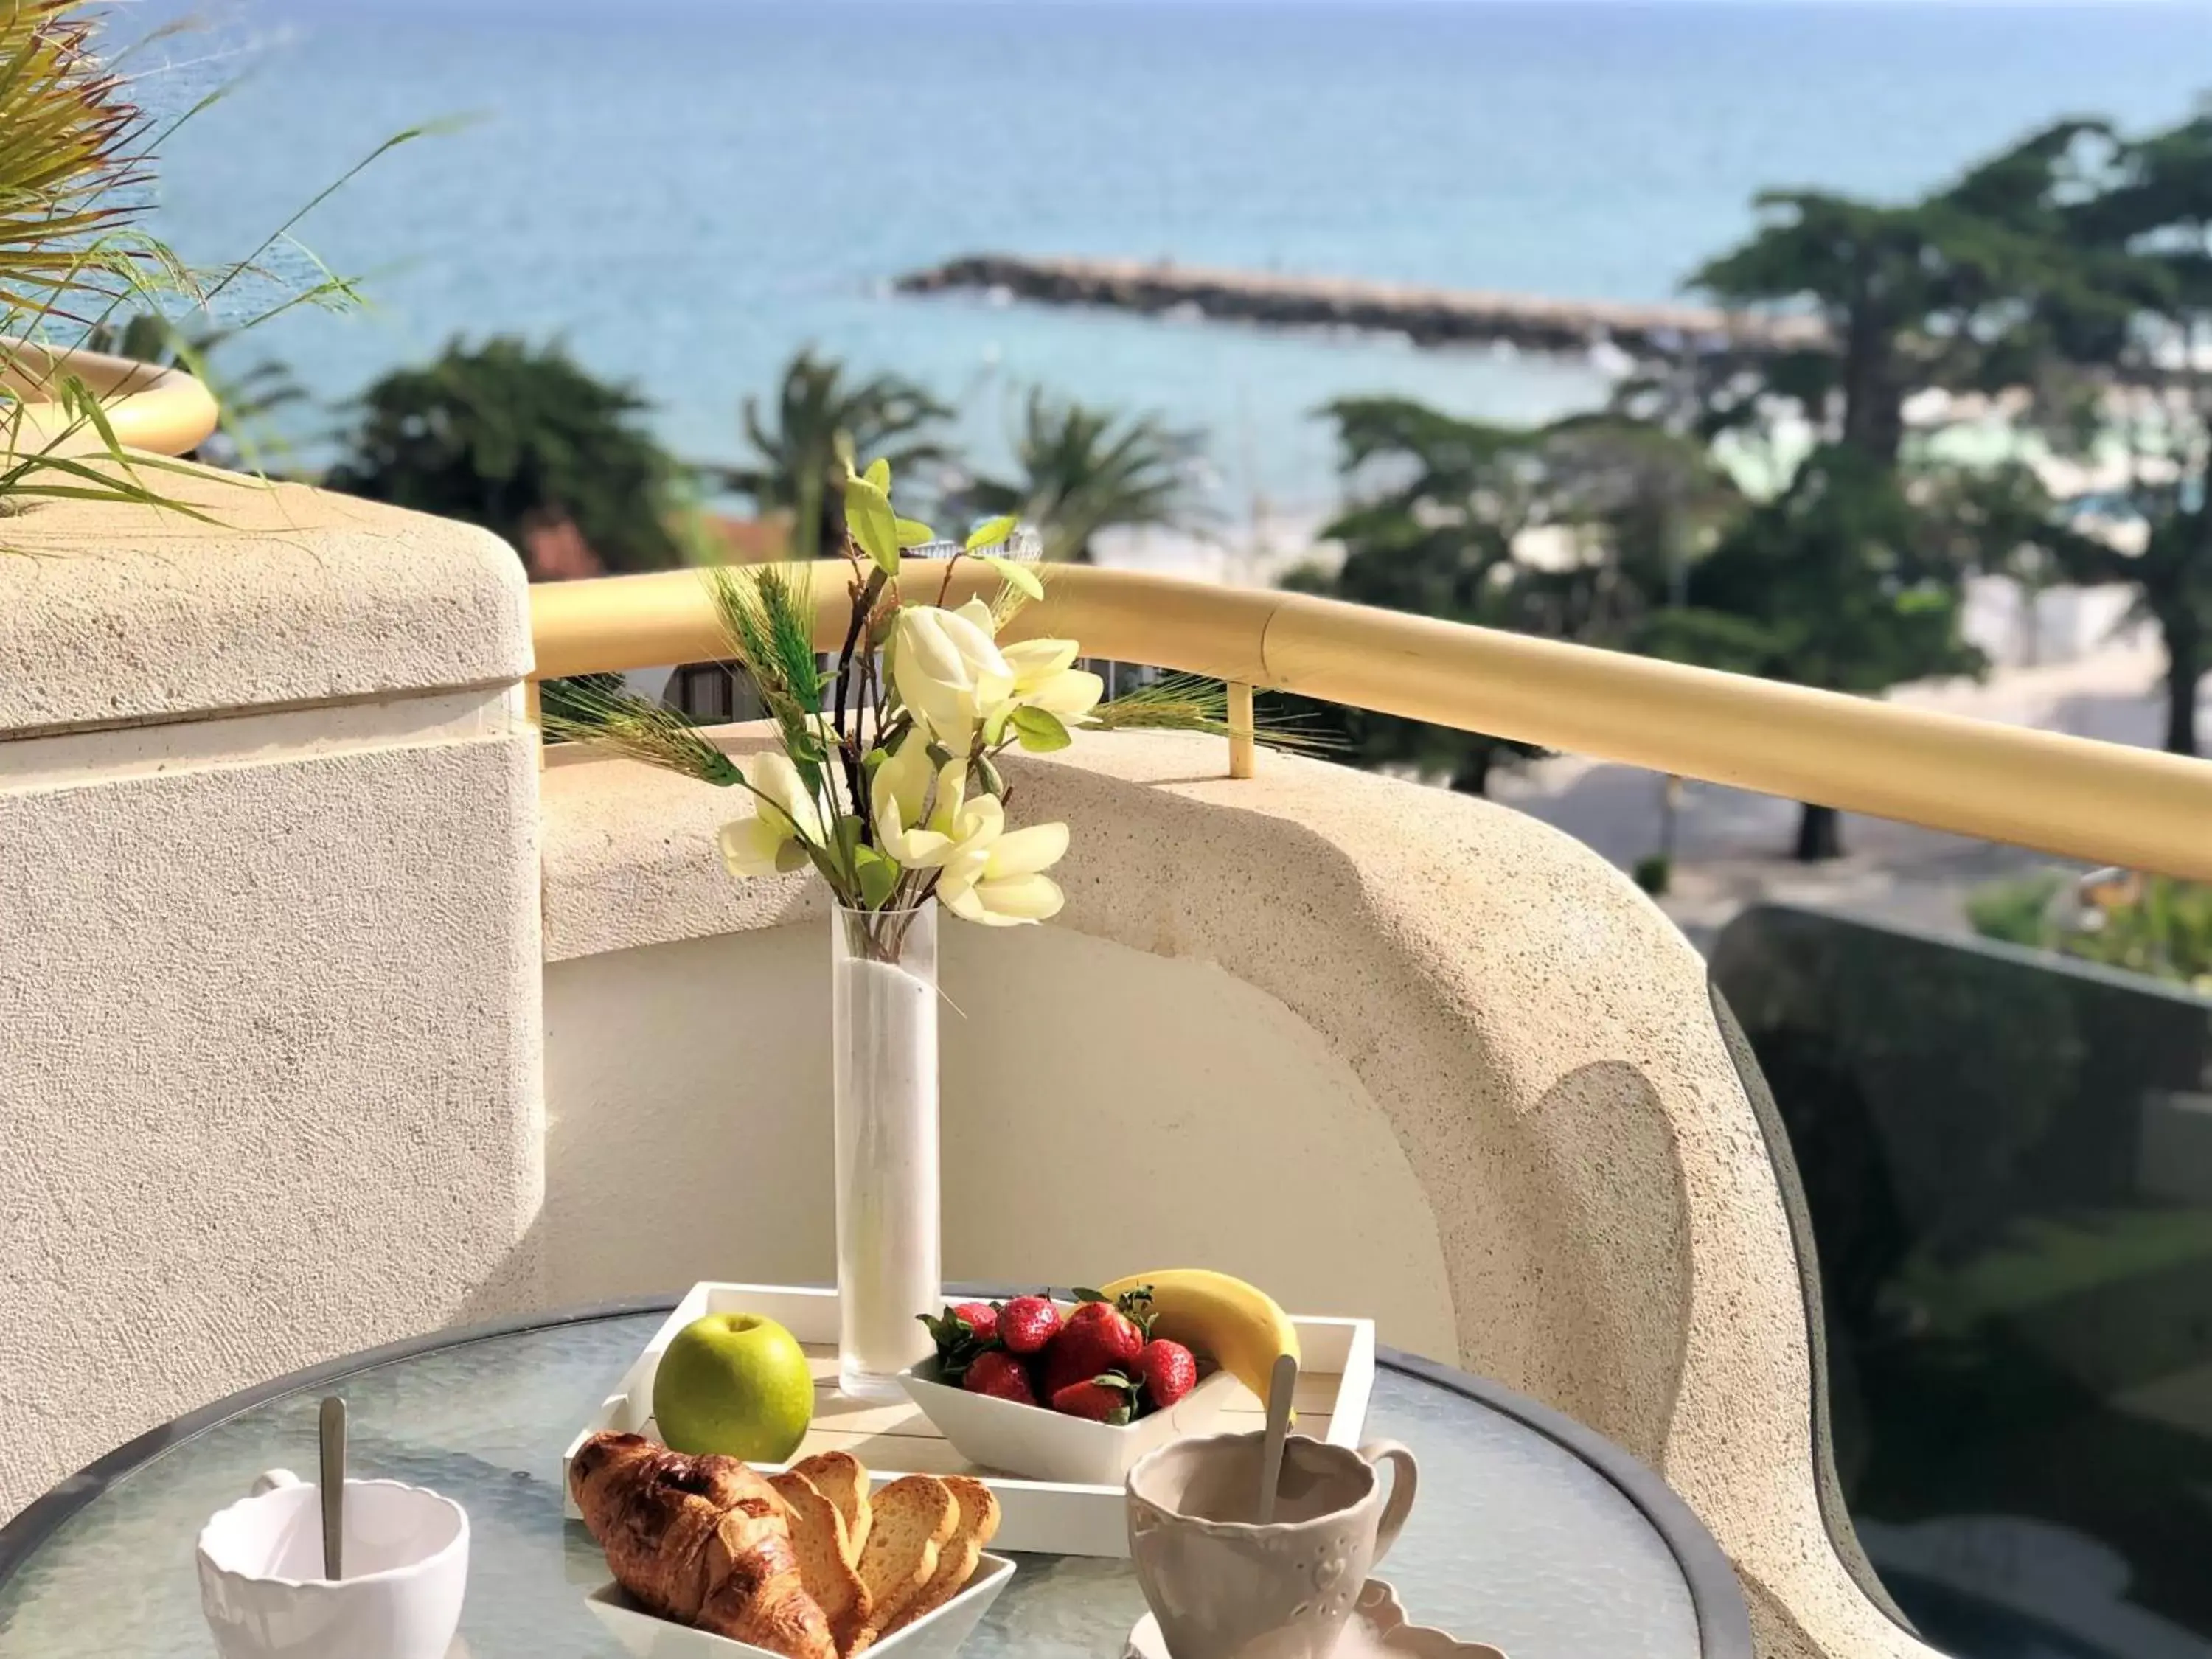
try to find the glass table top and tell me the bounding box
[0,1310,1720,1658]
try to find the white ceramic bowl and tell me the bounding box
[195,1470,468,1659]
[897,1357,1239,1486]
[585,1551,1015,1658]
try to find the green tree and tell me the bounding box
[2025,105,2212,755]
[1692,150,2093,473]
[324,337,684,577]
[1652,445,1986,858]
[1661,125,2125,852]
[1287,397,1733,796]
[950,389,1203,562]
[717,349,947,561]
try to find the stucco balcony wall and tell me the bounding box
[540,726,1932,1659]
[0,475,545,1521]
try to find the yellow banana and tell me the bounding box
[1099,1269,1301,1408]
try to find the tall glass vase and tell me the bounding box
[830,900,942,1400]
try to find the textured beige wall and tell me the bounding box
[541,726,1939,1659]
[544,922,1457,1357]
[0,483,544,1522]
[0,474,530,734]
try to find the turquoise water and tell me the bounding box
[144,1,2212,509]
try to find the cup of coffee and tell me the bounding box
[1126,1431,1418,1659]
[196,1468,468,1659]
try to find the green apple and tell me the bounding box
[652,1312,815,1461]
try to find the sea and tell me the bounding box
[136,0,2212,519]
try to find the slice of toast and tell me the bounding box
[846,1475,958,1655]
[768,1470,871,1654]
[792,1450,871,1561]
[883,1475,1000,1639]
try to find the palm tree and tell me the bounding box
[716,349,949,560]
[953,389,1203,562]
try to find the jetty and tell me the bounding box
[896,254,1828,361]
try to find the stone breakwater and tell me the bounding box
[896,254,1829,360]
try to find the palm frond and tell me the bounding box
[1087,673,1339,752]
[0,2,161,321]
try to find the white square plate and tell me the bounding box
[585,1552,1014,1658]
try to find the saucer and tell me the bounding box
[1123,1579,1507,1658]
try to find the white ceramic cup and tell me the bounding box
[1127,1432,1418,1659]
[195,1468,469,1659]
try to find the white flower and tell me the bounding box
[717,751,826,879]
[1003,636,1105,725]
[873,746,986,871]
[869,736,936,857]
[891,599,1013,748]
[938,818,1070,928]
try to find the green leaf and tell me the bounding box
[864,456,891,492]
[982,705,1015,749]
[897,518,939,548]
[855,846,900,909]
[975,754,1006,797]
[1070,1287,1107,1303]
[981,554,1044,600]
[832,814,866,867]
[965,515,1018,552]
[844,476,902,575]
[804,842,848,891]
[1012,706,1072,753]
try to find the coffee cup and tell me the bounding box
[195,1468,468,1659]
[1127,1432,1418,1659]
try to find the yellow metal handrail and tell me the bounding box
[530,561,2212,882]
[4,340,220,459]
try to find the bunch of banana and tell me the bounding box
[1099,1268,1301,1408]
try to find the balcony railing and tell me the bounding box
[531,560,2212,883]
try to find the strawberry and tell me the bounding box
[1046,1296,1147,1394]
[996,1295,1062,1355]
[917,1301,1000,1385]
[963,1349,1037,1405]
[1050,1373,1135,1425]
[948,1301,998,1344]
[1134,1339,1198,1410]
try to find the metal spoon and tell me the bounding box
[319,1396,347,1581]
[1256,1353,1297,1524]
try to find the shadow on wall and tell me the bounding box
[1514,1057,1693,1464]
[1711,905,2212,1657]
[533,917,1465,1360]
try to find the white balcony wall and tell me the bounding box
[543,917,1459,1354]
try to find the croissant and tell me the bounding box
[571,1431,836,1659]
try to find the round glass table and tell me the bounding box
[0,1301,1751,1658]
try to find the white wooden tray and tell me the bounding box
[563,1282,1377,1558]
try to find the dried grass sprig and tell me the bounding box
[540,676,745,788]
[709,561,833,790]
[1086,673,1340,752]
